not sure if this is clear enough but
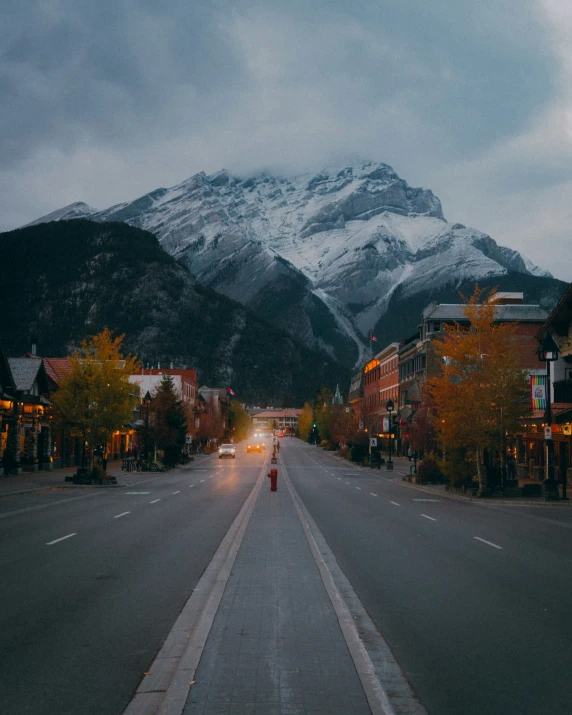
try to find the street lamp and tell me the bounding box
[143,390,152,462]
[386,399,395,470]
[537,334,562,500]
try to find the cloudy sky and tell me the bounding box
[2,0,572,278]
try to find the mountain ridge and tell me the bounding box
[27,161,555,366]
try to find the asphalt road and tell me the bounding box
[283,440,572,715]
[0,450,264,715]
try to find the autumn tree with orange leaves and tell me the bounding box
[428,286,530,492]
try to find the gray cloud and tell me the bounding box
[1,0,570,279]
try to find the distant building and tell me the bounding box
[130,367,198,407]
[250,409,303,433]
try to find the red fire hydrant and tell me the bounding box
[268,468,278,492]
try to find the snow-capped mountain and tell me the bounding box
[27,162,553,366]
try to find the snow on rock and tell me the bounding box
[27,161,552,364]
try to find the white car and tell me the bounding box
[218,444,236,459]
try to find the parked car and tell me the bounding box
[218,444,236,459]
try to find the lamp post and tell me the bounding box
[537,334,561,500]
[386,399,395,470]
[143,390,152,462]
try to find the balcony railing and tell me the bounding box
[554,380,572,404]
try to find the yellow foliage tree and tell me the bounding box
[298,402,313,441]
[52,329,139,471]
[428,286,530,491]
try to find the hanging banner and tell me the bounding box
[382,416,390,433]
[531,375,546,411]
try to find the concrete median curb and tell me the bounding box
[280,456,427,715]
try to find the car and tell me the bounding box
[246,443,263,453]
[218,444,236,459]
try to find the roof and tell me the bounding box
[8,358,44,392]
[537,282,572,340]
[44,358,72,385]
[372,342,400,362]
[252,409,303,418]
[422,303,549,322]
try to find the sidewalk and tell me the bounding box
[183,468,372,715]
[0,456,210,496]
[329,452,572,507]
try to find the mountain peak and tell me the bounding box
[22,160,553,366]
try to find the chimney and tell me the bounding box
[157,361,161,370]
[31,338,38,356]
[170,361,174,369]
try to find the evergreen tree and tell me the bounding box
[150,375,187,467]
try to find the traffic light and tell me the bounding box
[312,423,317,428]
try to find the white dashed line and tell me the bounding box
[356,487,362,490]
[150,499,161,504]
[390,501,400,506]
[189,484,195,488]
[208,475,213,479]
[337,477,341,480]
[370,493,377,497]
[474,537,503,550]
[173,491,181,494]
[46,533,76,546]
[345,481,350,484]
[114,511,130,519]
[421,514,436,521]
[200,480,205,483]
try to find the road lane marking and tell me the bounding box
[345,481,350,484]
[150,499,161,504]
[114,511,130,519]
[200,480,205,483]
[474,537,503,550]
[189,485,195,488]
[125,491,151,495]
[390,501,400,506]
[421,514,436,521]
[46,533,77,546]
[337,477,341,480]
[173,491,181,494]
[208,475,213,479]
[413,498,441,502]
[356,487,362,490]
[370,493,377,497]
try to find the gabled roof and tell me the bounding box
[8,358,50,394]
[422,303,548,322]
[23,354,72,387]
[537,283,572,339]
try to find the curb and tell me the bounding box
[314,445,572,509]
[281,455,426,715]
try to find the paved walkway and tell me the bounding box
[338,454,572,506]
[183,471,371,715]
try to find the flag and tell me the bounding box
[371,335,377,342]
[227,387,236,396]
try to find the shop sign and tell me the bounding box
[544,425,552,440]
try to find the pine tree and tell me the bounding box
[149,375,187,467]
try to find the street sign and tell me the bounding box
[185,435,193,444]
[369,438,377,447]
[563,424,571,436]
[544,426,552,440]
